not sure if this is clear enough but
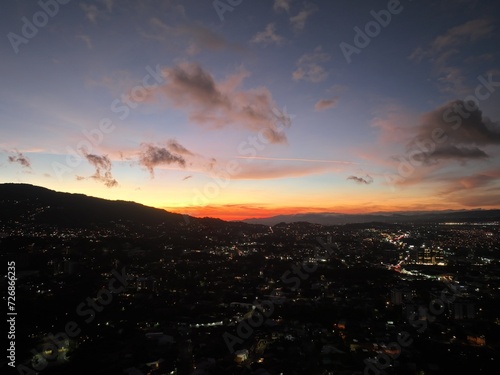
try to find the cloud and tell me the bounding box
[81,153,118,188]
[100,0,114,11]
[412,145,489,165]
[371,103,419,144]
[77,34,93,49]
[233,162,338,180]
[149,62,290,143]
[7,151,31,169]
[80,1,115,23]
[314,98,338,111]
[177,23,238,55]
[347,175,374,185]
[274,0,292,13]
[387,100,500,170]
[446,169,500,192]
[182,175,192,181]
[290,3,318,31]
[415,100,500,146]
[431,19,492,54]
[146,18,238,55]
[456,192,500,207]
[167,139,194,156]
[409,19,494,94]
[250,23,284,46]
[293,46,331,83]
[138,143,186,178]
[379,100,500,187]
[438,169,500,207]
[410,19,493,62]
[80,3,100,23]
[236,156,356,165]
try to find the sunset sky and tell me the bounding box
[1,0,500,220]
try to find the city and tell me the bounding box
[1,184,499,374]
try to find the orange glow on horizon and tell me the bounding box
[163,201,473,221]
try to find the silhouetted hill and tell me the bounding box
[0,184,269,238]
[0,183,187,228]
[3,184,498,230]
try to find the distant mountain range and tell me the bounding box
[242,210,500,226]
[1,183,499,229]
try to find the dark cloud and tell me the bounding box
[81,153,118,188]
[139,143,186,178]
[167,139,193,156]
[207,158,217,170]
[7,151,31,169]
[406,100,500,164]
[347,175,374,185]
[412,145,489,165]
[417,100,500,145]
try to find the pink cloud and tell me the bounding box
[290,3,318,31]
[293,46,331,83]
[148,62,290,144]
[314,98,337,111]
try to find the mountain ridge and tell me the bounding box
[242,210,500,226]
[0,183,192,228]
[2,183,499,227]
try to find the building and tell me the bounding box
[410,247,445,265]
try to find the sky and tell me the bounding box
[1,0,500,221]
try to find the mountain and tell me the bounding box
[0,183,188,228]
[0,184,270,239]
[2,183,499,230]
[243,210,500,226]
